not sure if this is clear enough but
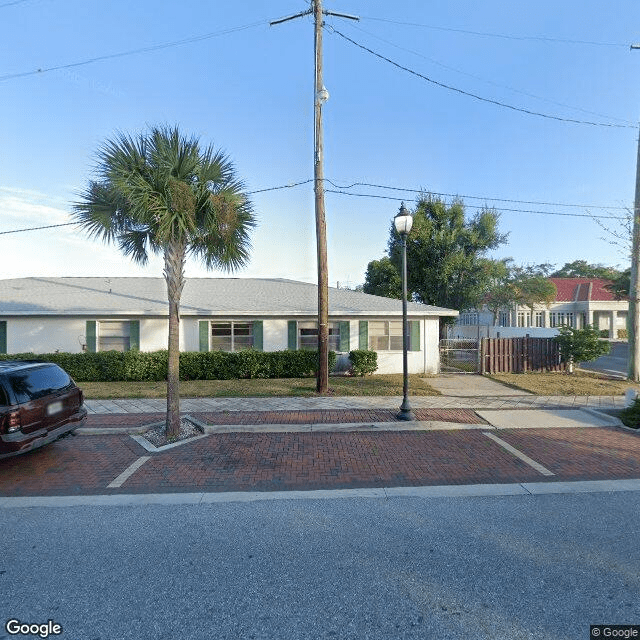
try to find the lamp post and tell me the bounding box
[394,202,414,421]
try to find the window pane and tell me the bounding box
[99,337,130,352]
[100,321,130,338]
[388,321,402,336]
[211,323,232,337]
[389,336,403,351]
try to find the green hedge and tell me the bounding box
[0,350,336,382]
[348,350,378,376]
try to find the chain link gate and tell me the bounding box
[439,339,480,373]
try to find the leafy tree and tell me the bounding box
[551,260,621,280]
[605,267,630,299]
[362,256,401,299]
[509,264,557,312]
[554,325,610,373]
[73,126,255,439]
[364,196,508,329]
[484,262,557,324]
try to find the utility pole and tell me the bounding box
[629,45,640,381]
[271,2,358,393]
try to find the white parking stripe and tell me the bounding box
[482,432,555,477]
[107,456,151,488]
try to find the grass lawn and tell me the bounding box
[80,374,440,399]
[488,370,638,396]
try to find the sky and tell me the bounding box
[1,0,640,288]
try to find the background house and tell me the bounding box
[0,277,458,374]
[451,277,627,340]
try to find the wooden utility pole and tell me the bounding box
[313,0,330,392]
[271,3,358,393]
[628,123,640,380]
[629,45,640,381]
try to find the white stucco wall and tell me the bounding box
[2,314,446,374]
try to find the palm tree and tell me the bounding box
[73,125,255,439]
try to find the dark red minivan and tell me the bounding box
[0,361,87,459]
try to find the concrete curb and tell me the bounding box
[2,478,640,508]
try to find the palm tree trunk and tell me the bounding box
[164,239,186,439]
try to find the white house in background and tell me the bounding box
[0,277,458,374]
[451,277,628,340]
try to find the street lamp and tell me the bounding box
[394,202,414,421]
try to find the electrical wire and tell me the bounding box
[324,189,628,220]
[345,23,635,127]
[327,26,636,129]
[0,20,268,82]
[0,180,314,236]
[360,16,629,48]
[324,179,631,211]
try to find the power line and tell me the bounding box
[324,189,629,219]
[328,26,636,129]
[0,180,313,236]
[0,20,268,82]
[346,23,635,127]
[0,222,75,235]
[324,179,631,211]
[360,16,628,48]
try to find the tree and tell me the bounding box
[73,126,255,439]
[509,264,557,312]
[554,325,610,373]
[551,260,622,280]
[484,262,557,325]
[363,196,508,324]
[362,256,401,299]
[605,267,631,299]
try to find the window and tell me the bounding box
[210,322,254,352]
[9,365,72,403]
[550,312,573,328]
[498,311,510,327]
[534,312,545,328]
[368,320,403,351]
[458,312,478,326]
[98,321,131,352]
[298,322,340,351]
[517,312,531,328]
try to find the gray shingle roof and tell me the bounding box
[0,277,458,317]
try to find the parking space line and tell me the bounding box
[482,432,555,477]
[107,456,151,489]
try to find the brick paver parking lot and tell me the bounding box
[1,424,639,497]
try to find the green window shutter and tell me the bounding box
[199,321,209,352]
[129,320,140,351]
[409,320,420,351]
[0,321,6,354]
[339,321,350,352]
[359,321,368,350]
[253,321,263,351]
[86,321,96,353]
[287,321,297,350]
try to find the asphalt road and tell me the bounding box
[3,493,639,640]
[581,341,628,377]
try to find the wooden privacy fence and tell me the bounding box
[480,337,565,374]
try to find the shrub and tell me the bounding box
[553,325,610,373]
[620,396,640,429]
[348,350,378,376]
[618,329,628,340]
[0,349,337,381]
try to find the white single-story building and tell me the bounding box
[0,277,458,374]
[451,277,628,340]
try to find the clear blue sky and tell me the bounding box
[1,0,639,287]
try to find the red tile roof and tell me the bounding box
[548,278,616,302]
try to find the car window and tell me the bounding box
[8,365,72,403]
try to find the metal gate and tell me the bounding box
[439,339,480,373]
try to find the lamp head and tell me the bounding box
[394,202,413,236]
